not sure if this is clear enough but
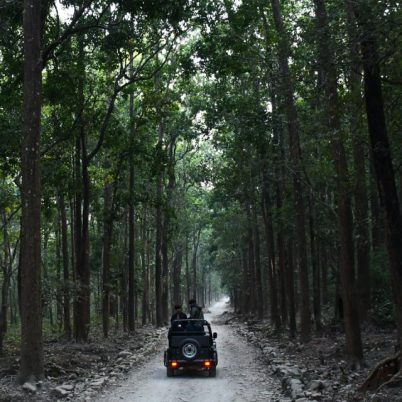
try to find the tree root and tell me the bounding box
[359,352,401,392]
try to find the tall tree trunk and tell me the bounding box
[314,0,363,362]
[19,0,44,382]
[286,239,297,338]
[73,136,82,339]
[55,221,63,330]
[127,139,136,331]
[269,0,311,341]
[172,244,183,306]
[241,245,249,315]
[58,194,71,339]
[155,122,164,327]
[353,1,402,347]
[245,203,256,316]
[141,209,149,326]
[185,238,191,305]
[191,228,201,300]
[161,215,169,324]
[0,211,12,354]
[252,204,264,319]
[128,51,136,333]
[369,161,382,251]
[102,183,113,337]
[346,0,370,322]
[273,89,288,327]
[309,195,322,331]
[75,135,91,342]
[261,173,280,329]
[73,36,91,342]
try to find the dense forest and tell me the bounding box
[0,0,401,392]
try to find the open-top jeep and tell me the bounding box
[164,319,218,377]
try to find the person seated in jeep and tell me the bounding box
[170,304,187,323]
[188,298,204,319]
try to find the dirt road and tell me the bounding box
[98,299,281,402]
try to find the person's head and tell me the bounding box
[189,298,196,306]
[174,304,182,312]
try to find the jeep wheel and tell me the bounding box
[209,367,217,377]
[180,339,199,361]
[167,367,174,377]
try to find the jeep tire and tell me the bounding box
[180,339,200,361]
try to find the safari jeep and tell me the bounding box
[164,319,218,377]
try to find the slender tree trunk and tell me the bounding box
[73,35,91,342]
[146,225,153,324]
[245,203,256,316]
[286,239,297,338]
[127,50,136,332]
[0,211,11,354]
[185,238,191,305]
[270,0,311,341]
[55,220,63,330]
[252,204,264,319]
[172,245,183,306]
[241,245,249,315]
[369,161,382,251]
[309,195,322,331]
[261,173,280,328]
[191,228,201,300]
[102,183,113,337]
[58,194,71,339]
[75,135,91,342]
[19,0,44,381]
[121,214,128,331]
[346,0,370,322]
[161,215,169,324]
[155,123,164,327]
[141,209,148,326]
[73,137,82,339]
[321,242,329,306]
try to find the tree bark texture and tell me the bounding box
[102,183,113,337]
[128,53,136,333]
[58,194,71,339]
[261,173,280,329]
[19,0,44,382]
[346,0,371,322]
[155,125,164,327]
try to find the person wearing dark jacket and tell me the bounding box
[188,298,204,319]
[170,304,187,323]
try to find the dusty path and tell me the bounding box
[98,299,281,402]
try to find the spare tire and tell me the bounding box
[180,339,199,361]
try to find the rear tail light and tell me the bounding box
[170,361,178,368]
[204,361,212,368]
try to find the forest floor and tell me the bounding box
[0,301,401,402]
[0,325,166,401]
[224,311,402,402]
